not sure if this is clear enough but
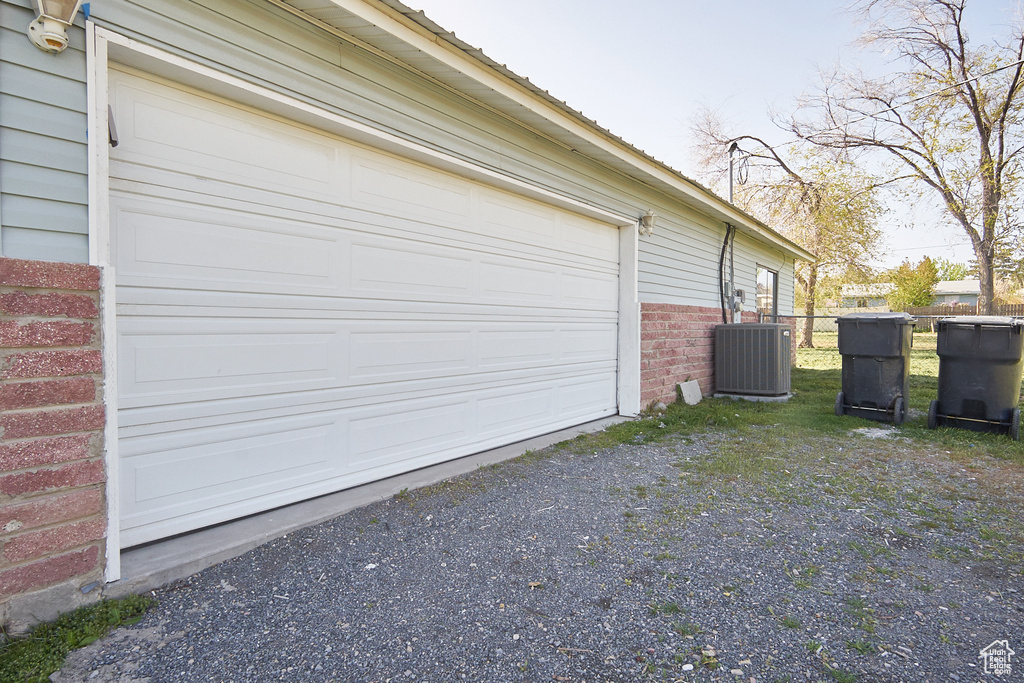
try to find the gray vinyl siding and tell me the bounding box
[0,0,799,314]
[778,261,796,317]
[0,0,89,262]
[638,207,730,308]
[733,231,796,317]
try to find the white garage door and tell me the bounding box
[109,68,620,547]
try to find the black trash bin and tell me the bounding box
[835,312,915,424]
[928,316,1024,440]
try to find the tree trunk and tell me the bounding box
[977,246,995,314]
[799,264,818,348]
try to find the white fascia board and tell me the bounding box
[317,0,814,263]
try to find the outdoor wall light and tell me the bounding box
[638,210,656,236]
[27,0,83,54]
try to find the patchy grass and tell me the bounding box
[648,600,683,616]
[0,595,155,682]
[797,331,1022,465]
[556,329,1022,468]
[827,667,858,683]
[846,639,875,655]
[780,615,802,629]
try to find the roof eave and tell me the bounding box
[276,0,815,263]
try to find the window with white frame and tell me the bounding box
[756,266,778,319]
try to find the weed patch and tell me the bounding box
[0,595,154,682]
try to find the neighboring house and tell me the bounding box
[0,0,813,627]
[840,283,894,309]
[932,279,980,306]
[839,280,980,309]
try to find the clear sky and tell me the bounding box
[407,0,1020,271]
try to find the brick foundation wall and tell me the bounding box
[640,303,757,406]
[0,258,106,630]
[775,316,800,364]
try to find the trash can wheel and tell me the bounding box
[1011,407,1021,442]
[928,400,939,430]
[835,391,845,417]
[893,397,906,426]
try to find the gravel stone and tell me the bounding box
[53,428,1024,681]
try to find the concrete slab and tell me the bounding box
[678,380,702,405]
[105,415,628,599]
[714,392,792,403]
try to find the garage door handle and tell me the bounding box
[108,105,119,148]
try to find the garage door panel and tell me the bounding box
[114,295,619,325]
[118,322,613,412]
[112,197,346,293]
[108,164,354,222]
[112,179,616,297]
[476,260,617,309]
[117,366,614,546]
[112,75,344,196]
[127,421,337,504]
[116,358,617,437]
[478,329,557,366]
[479,261,558,302]
[111,68,620,546]
[478,187,620,264]
[559,375,619,417]
[367,206,617,271]
[120,416,344,546]
[477,327,616,368]
[563,271,619,307]
[119,333,614,413]
[561,327,619,361]
[480,192,558,247]
[120,411,343,498]
[117,326,344,406]
[563,216,621,263]
[349,330,473,379]
[477,373,615,437]
[350,242,475,297]
[477,387,555,433]
[348,401,472,469]
[352,154,473,221]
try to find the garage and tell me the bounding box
[108,68,621,547]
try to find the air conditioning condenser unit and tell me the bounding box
[715,323,791,396]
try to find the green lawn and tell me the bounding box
[797,331,942,417]
[557,330,1023,466]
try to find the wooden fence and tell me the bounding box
[906,303,1024,317]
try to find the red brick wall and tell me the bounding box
[775,316,800,364]
[0,258,106,620]
[640,303,757,406]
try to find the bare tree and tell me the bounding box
[789,0,1024,314]
[693,110,883,347]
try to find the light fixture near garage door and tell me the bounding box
[638,209,656,236]
[27,0,82,54]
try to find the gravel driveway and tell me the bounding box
[54,425,1024,682]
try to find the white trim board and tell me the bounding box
[86,21,122,583]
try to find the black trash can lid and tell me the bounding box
[836,312,916,323]
[937,316,1024,328]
